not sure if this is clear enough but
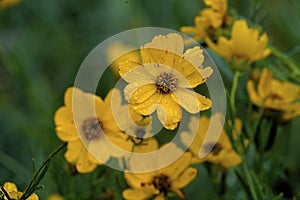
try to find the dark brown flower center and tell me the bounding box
[81,117,103,141]
[152,174,172,195]
[203,142,223,156]
[156,72,178,94]
[267,93,283,101]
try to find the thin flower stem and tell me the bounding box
[19,143,67,200]
[242,162,258,200]
[269,45,300,77]
[230,71,241,118]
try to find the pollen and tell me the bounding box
[156,72,178,94]
[152,174,172,195]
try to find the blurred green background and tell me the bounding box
[1,0,300,199]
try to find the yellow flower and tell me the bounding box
[47,194,65,200]
[54,87,132,173]
[205,19,271,64]
[119,33,213,130]
[181,0,227,41]
[204,0,227,15]
[247,68,300,121]
[180,15,211,41]
[123,151,197,200]
[180,114,242,168]
[0,0,20,9]
[0,182,38,200]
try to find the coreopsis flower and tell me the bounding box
[247,68,300,121]
[180,0,227,41]
[180,114,242,168]
[205,19,271,67]
[123,151,197,200]
[119,33,213,130]
[0,182,38,200]
[0,0,20,9]
[54,87,132,173]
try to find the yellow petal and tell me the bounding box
[3,182,18,192]
[197,92,212,111]
[129,84,157,104]
[124,172,154,188]
[99,89,122,132]
[123,187,156,200]
[64,87,80,107]
[205,36,232,59]
[182,46,204,69]
[76,147,98,173]
[258,68,272,98]
[55,124,79,142]
[247,80,263,106]
[141,48,179,72]
[28,193,39,200]
[172,167,197,189]
[143,33,184,56]
[121,65,156,84]
[154,194,165,200]
[178,66,213,88]
[162,152,192,180]
[0,0,20,9]
[157,94,182,130]
[47,194,64,200]
[271,80,300,103]
[119,59,142,77]
[54,107,73,126]
[87,140,110,163]
[106,42,140,75]
[106,132,133,156]
[231,20,248,55]
[64,140,84,163]
[171,88,200,113]
[180,71,204,88]
[281,106,300,122]
[132,93,161,115]
[218,150,242,168]
[180,26,197,35]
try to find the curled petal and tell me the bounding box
[157,95,182,130]
[172,167,197,189]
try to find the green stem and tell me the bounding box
[242,162,258,200]
[20,143,67,200]
[269,45,300,77]
[230,71,241,118]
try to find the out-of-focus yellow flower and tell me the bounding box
[119,33,213,130]
[0,182,38,200]
[47,194,65,200]
[180,114,242,168]
[54,87,132,173]
[0,0,20,9]
[247,68,300,121]
[181,0,227,41]
[123,152,197,200]
[205,19,271,65]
